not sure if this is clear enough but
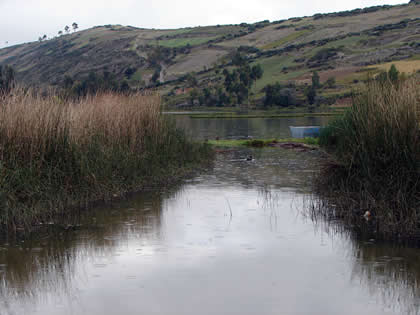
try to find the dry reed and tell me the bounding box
[0,89,211,233]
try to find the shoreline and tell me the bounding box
[0,91,213,237]
[207,137,319,148]
[3,160,213,240]
[314,77,420,243]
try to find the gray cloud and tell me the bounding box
[0,0,407,48]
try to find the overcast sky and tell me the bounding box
[0,0,408,48]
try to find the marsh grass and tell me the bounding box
[316,78,420,241]
[0,89,211,233]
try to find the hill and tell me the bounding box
[1,2,420,107]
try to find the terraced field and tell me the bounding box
[0,2,419,107]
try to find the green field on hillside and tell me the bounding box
[158,36,219,48]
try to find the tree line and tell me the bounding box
[39,22,79,42]
[61,71,131,97]
[188,52,263,106]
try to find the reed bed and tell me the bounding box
[0,90,211,233]
[316,78,420,241]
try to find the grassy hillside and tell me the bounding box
[1,2,420,107]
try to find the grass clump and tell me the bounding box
[0,90,212,233]
[317,78,420,241]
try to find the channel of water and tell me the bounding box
[1,116,420,315]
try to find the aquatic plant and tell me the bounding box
[0,89,212,233]
[316,77,420,241]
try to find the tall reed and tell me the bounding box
[317,78,420,240]
[0,89,211,232]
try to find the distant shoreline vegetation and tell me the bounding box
[0,89,212,236]
[188,111,341,119]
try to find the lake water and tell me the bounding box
[1,116,420,315]
[173,115,332,140]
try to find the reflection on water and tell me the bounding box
[1,118,420,314]
[349,242,420,314]
[173,115,332,140]
[0,192,167,315]
[303,198,420,315]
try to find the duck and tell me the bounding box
[246,155,253,161]
[363,211,372,221]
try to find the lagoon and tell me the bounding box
[1,116,419,315]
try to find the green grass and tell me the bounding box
[301,35,367,61]
[261,30,311,50]
[157,36,218,48]
[337,71,374,85]
[319,88,352,97]
[250,55,306,92]
[130,69,143,82]
[207,137,319,147]
[164,28,194,36]
[185,25,244,36]
[323,35,367,52]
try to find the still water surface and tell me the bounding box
[1,117,420,315]
[173,115,331,140]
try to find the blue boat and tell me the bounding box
[289,126,321,138]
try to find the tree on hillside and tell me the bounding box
[251,64,263,81]
[203,88,212,104]
[42,34,47,41]
[62,71,124,97]
[189,89,199,106]
[58,30,63,36]
[147,46,173,67]
[185,72,198,87]
[119,80,130,93]
[151,69,160,84]
[305,86,317,105]
[376,65,400,85]
[304,71,322,105]
[325,77,336,88]
[232,51,246,66]
[388,64,399,83]
[124,67,136,79]
[63,75,74,89]
[72,22,79,32]
[221,63,263,105]
[376,71,388,84]
[311,71,321,89]
[64,25,70,34]
[264,82,296,107]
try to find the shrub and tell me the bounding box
[325,77,336,88]
[307,48,340,67]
